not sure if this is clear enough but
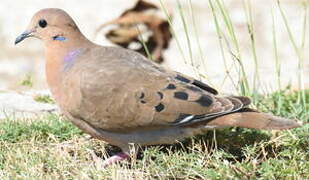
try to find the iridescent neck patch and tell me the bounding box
[63,49,81,71]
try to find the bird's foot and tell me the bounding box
[102,152,130,167]
[88,149,130,168]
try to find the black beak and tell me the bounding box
[15,30,33,45]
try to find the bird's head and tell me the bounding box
[15,8,82,45]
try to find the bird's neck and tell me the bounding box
[44,36,93,101]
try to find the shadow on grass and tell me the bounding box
[84,123,308,165]
[145,128,271,161]
[97,128,272,163]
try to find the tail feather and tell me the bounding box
[207,112,302,130]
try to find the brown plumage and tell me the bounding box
[15,8,302,166]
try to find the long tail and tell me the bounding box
[207,111,302,130]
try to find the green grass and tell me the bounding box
[0,90,308,179]
[34,95,55,104]
[20,74,33,88]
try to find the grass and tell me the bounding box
[34,95,55,104]
[20,74,33,88]
[0,90,308,179]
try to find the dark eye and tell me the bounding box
[38,19,47,28]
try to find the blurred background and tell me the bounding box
[1,0,308,94]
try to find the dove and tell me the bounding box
[15,8,302,167]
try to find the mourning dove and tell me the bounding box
[15,8,302,167]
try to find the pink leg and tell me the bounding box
[88,150,130,168]
[102,152,130,167]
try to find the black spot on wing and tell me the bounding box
[139,92,145,99]
[138,92,146,104]
[195,94,213,107]
[166,83,176,90]
[157,92,163,99]
[175,75,191,83]
[155,103,165,112]
[192,80,218,95]
[186,85,202,92]
[174,91,189,100]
